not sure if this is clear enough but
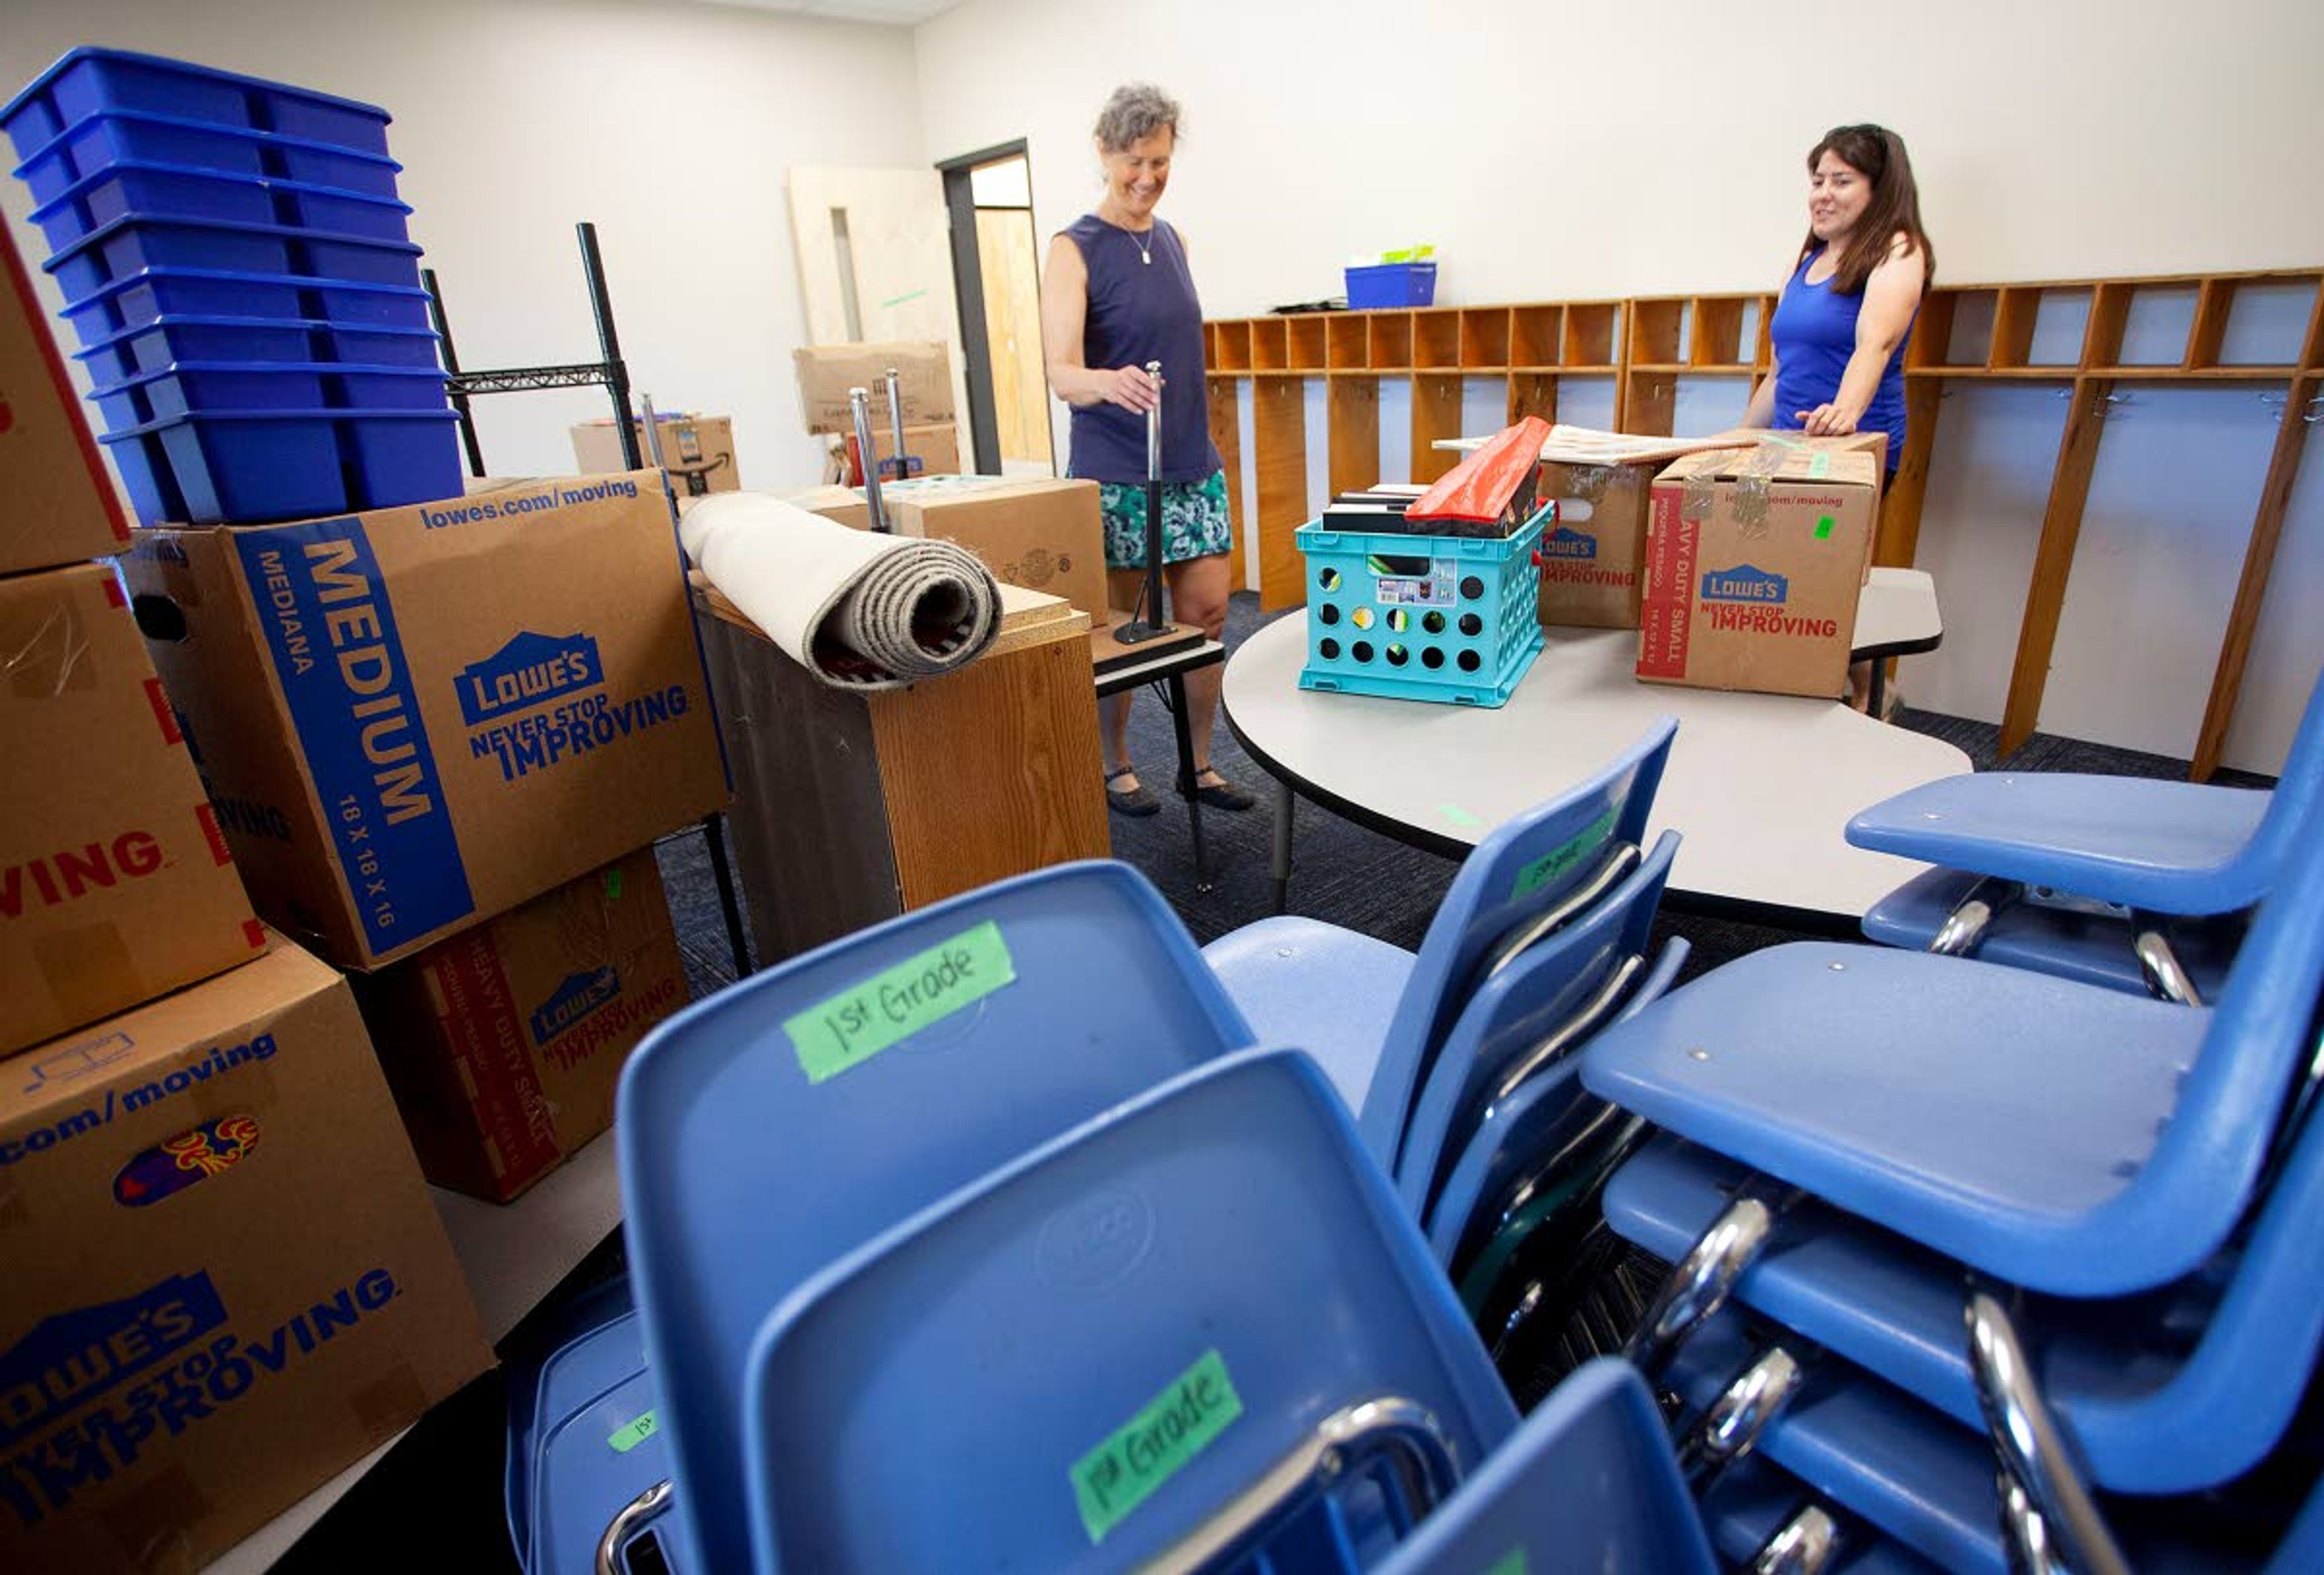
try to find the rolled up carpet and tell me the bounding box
[679,492,1001,689]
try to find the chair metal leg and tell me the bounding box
[596,1477,673,1575]
[1929,877,2020,957]
[1965,1291,2130,1575]
[1676,1345,1804,1492]
[1750,1503,1845,1575]
[2133,927,2203,1007]
[1624,1193,1779,1379]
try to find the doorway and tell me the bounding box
[938,142,1055,478]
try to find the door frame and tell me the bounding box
[937,139,1032,478]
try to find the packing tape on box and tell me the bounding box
[680,492,1001,691]
[5,592,91,700]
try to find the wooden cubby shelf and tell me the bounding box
[1201,263,2320,784]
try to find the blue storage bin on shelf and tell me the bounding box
[1,48,392,164]
[74,313,441,383]
[100,407,463,525]
[45,212,424,300]
[27,160,414,253]
[1296,505,1548,708]
[90,360,450,429]
[60,268,437,346]
[13,112,403,205]
[1344,260,1437,309]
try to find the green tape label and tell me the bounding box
[1814,515,1836,541]
[1437,803,1485,829]
[1807,450,1832,479]
[1510,806,1618,902]
[1070,1349,1244,1544]
[607,1409,658,1455]
[603,866,624,899]
[784,920,1017,1085]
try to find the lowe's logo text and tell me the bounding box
[1541,526,1598,561]
[1699,564,1788,603]
[530,967,622,1046]
[0,1274,226,1446]
[455,632,603,726]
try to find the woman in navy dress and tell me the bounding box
[1041,83,1252,817]
[1742,123,1935,710]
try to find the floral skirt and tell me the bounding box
[1095,468,1232,571]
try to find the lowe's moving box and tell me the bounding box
[0,220,131,576]
[882,476,1108,622]
[0,935,491,1575]
[1638,444,1880,699]
[570,414,740,497]
[2,564,263,1056]
[352,846,686,1202]
[123,472,729,970]
[793,341,954,435]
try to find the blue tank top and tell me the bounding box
[1770,247,1911,468]
[1061,213,1222,484]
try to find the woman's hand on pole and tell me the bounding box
[1102,365,1163,413]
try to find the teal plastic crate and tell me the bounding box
[1296,506,1548,707]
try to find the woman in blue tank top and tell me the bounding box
[1744,123,1935,710]
[1042,83,1252,817]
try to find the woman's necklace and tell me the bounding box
[1134,230,1152,266]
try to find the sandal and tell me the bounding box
[1178,768,1256,812]
[1105,766,1160,818]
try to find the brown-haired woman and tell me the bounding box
[1742,123,1935,708]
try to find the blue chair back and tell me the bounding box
[504,1275,634,1565]
[1393,832,1679,1225]
[1373,1358,1715,1575]
[2237,661,2324,891]
[1426,936,1689,1274]
[1359,717,1676,1172]
[533,1366,671,1575]
[615,860,1255,1575]
[740,1048,1518,1574]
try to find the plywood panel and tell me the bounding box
[1328,376,1380,496]
[869,628,1109,909]
[1254,375,1309,611]
[974,208,1053,467]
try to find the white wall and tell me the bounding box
[911,0,2324,774]
[0,0,925,482]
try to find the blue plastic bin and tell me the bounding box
[100,406,462,525]
[45,212,423,300]
[90,360,449,429]
[13,112,402,205]
[1345,261,1437,309]
[1296,505,1548,707]
[28,160,413,253]
[1,48,391,163]
[75,313,441,383]
[59,268,436,347]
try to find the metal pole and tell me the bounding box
[1113,361,1172,646]
[577,223,638,469]
[884,366,908,480]
[422,266,488,478]
[851,387,890,533]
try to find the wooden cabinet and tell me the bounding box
[693,584,1111,964]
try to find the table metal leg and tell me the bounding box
[1866,659,1888,722]
[1272,777,1294,915]
[1164,672,1212,891]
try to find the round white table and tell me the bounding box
[1223,611,1971,927]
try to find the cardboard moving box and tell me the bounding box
[793,341,954,436]
[882,476,1108,621]
[1638,444,1880,699]
[570,415,739,497]
[353,847,686,1202]
[2,564,263,1055]
[1,219,131,575]
[1537,460,1654,629]
[124,472,729,970]
[0,935,491,1575]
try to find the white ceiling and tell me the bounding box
[689,0,963,24]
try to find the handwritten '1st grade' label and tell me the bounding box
[1071,1349,1244,1544]
[783,921,1017,1084]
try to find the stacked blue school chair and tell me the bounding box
[1845,663,2322,1005]
[1576,758,2324,1570]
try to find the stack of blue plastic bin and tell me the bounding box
[1,48,462,525]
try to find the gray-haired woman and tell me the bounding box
[1041,82,1251,817]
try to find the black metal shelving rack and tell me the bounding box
[422,221,752,981]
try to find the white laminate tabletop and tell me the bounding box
[1223,615,1971,922]
[1856,568,1943,656]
